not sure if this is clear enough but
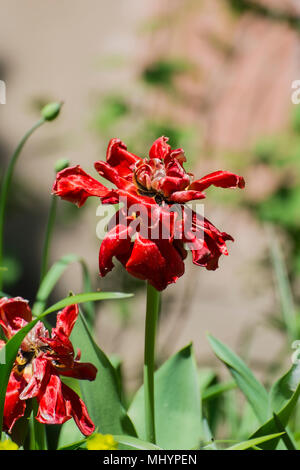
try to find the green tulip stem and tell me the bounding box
[144,282,160,444]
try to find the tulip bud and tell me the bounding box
[54,158,70,173]
[41,102,63,121]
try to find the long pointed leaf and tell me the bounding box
[70,309,136,437]
[226,433,284,450]
[128,344,202,450]
[114,435,162,450]
[250,382,300,450]
[207,334,269,423]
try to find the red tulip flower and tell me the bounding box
[53,137,245,290]
[0,297,97,435]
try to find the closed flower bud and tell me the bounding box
[41,102,62,121]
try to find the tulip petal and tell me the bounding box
[62,383,95,435]
[55,304,79,338]
[169,190,205,203]
[106,138,141,178]
[20,356,50,400]
[36,373,69,425]
[126,234,185,291]
[99,223,133,277]
[149,136,171,160]
[189,170,245,192]
[187,211,234,271]
[3,371,27,433]
[0,297,32,339]
[94,160,136,193]
[58,361,97,381]
[52,165,114,207]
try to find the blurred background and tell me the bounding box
[1,0,300,411]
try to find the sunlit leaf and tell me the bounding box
[207,334,268,423]
[226,433,284,450]
[129,344,202,450]
[70,310,136,438]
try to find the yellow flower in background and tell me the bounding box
[87,433,118,450]
[0,439,18,450]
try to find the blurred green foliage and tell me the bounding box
[142,58,192,89]
[227,0,300,30]
[1,256,22,286]
[93,95,129,133]
[247,108,300,276]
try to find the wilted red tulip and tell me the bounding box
[53,137,245,290]
[0,297,97,435]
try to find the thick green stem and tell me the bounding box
[0,118,45,290]
[40,194,57,282]
[144,282,160,444]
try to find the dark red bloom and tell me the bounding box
[0,297,97,435]
[53,137,245,290]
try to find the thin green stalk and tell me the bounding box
[40,194,57,282]
[0,118,45,290]
[144,282,160,444]
[28,399,46,450]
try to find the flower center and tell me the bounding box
[15,344,50,375]
[15,349,36,373]
[133,158,166,201]
[13,322,50,375]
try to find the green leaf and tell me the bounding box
[42,292,132,316]
[114,435,162,450]
[70,310,136,438]
[58,438,86,450]
[0,291,132,438]
[207,334,269,423]
[272,413,298,450]
[202,380,236,402]
[269,363,300,413]
[199,368,217,394]
[267,224,298,340]
[226,433,284,450]
[249,382,300,450]
[57,418,84,449]
[128,344,202,450]
[266,364,300,449]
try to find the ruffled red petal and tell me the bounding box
[0,297,32,339]
[189,170,245,192]
[3,371,27,433]
[54,304,79,338]
[185,210,234,271]
[19,356,50,400]
[125,234,185,291]
[94,160,136,193]
[106,138,141,178]
[149,136,171,160]
[58,361,97,381]
[52,165,114,207]
[62,383,95,435]
[159,174,191,197]
[36,373,69,426]
[99,223,133,277]
[169,190,205,203]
